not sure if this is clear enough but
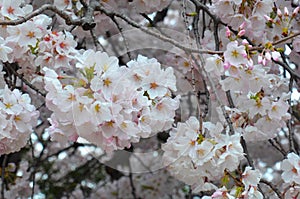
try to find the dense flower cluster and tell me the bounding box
[220,62,290,141]
[0,0,300,198]
[0,85,39,155]
[44,53,179,153]
[162,117,244,192]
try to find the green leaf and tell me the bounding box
[235,186,244,198]
[221,173,230,187]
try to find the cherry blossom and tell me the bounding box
[0,0,299,198]
[44,53,179,153]
[281,152,300,184]
[224,41,248,67]
[0,85,39,155]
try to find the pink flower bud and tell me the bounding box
[226,27,231,38]
[293,7,300,17]
[238,29,246,37]
[271,51,281,61]
[224,61,231,70]
[242,39,249,45]
[264,15,273,23]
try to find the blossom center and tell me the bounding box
[5,103,12,109]
[231,50,239,58]
[103,78,112,87]
[150,82,158,89]
[26,31,35,39]
[94,104,101,113]
[7,6,14,14]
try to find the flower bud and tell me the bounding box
[238,29,246,37]
[226,27,231,38]
[292,7,300,17]
[224,61,231,70]
[264,15,274,23]
[284,7,289,16]
[277,9,282,18]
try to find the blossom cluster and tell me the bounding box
[203,166,263,199]
[34,30,79,70]
[44,53,179,153]
[279,152,300,198]
[204,40,290,142]
[0,85,39,155]
[162,116,244,192]
[221,69,290,141]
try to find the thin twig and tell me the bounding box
[268,139,287,156]
[288,77,296,153]
[272,58,300,80]
[89,29,101,51]
[96,5,223,55]
[1,155,7,199]
[128,164,137,199]
[4,63,46,97]
[260,179,283,199]
[29,138,36,199]
[240,136,255,168]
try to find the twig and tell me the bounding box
[1,155,7,199]
[110,16,132,60]
[287,77,296,153]
[81,0,98,30]
[128,164,137,199]
[240,136,255,168]
[89,29,102,51]
[272,59,300,80]
[182,0,203,121]
[260,179,283,199]
[96,5,223,55]
[29,138,36,199]
[4,63,46,97]
[268,139,287,156]
[0,5,82,26]
[131,153,153,174]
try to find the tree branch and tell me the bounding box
[0,5,82,26]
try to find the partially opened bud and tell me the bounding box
[264,15,274,23]
[265,51,271,61]
[284,7,289,16]
[226,26,231,38]
[271,51,281,61]
[238,29,246,37]
[293,6,300,17]
[277,9,282,18]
